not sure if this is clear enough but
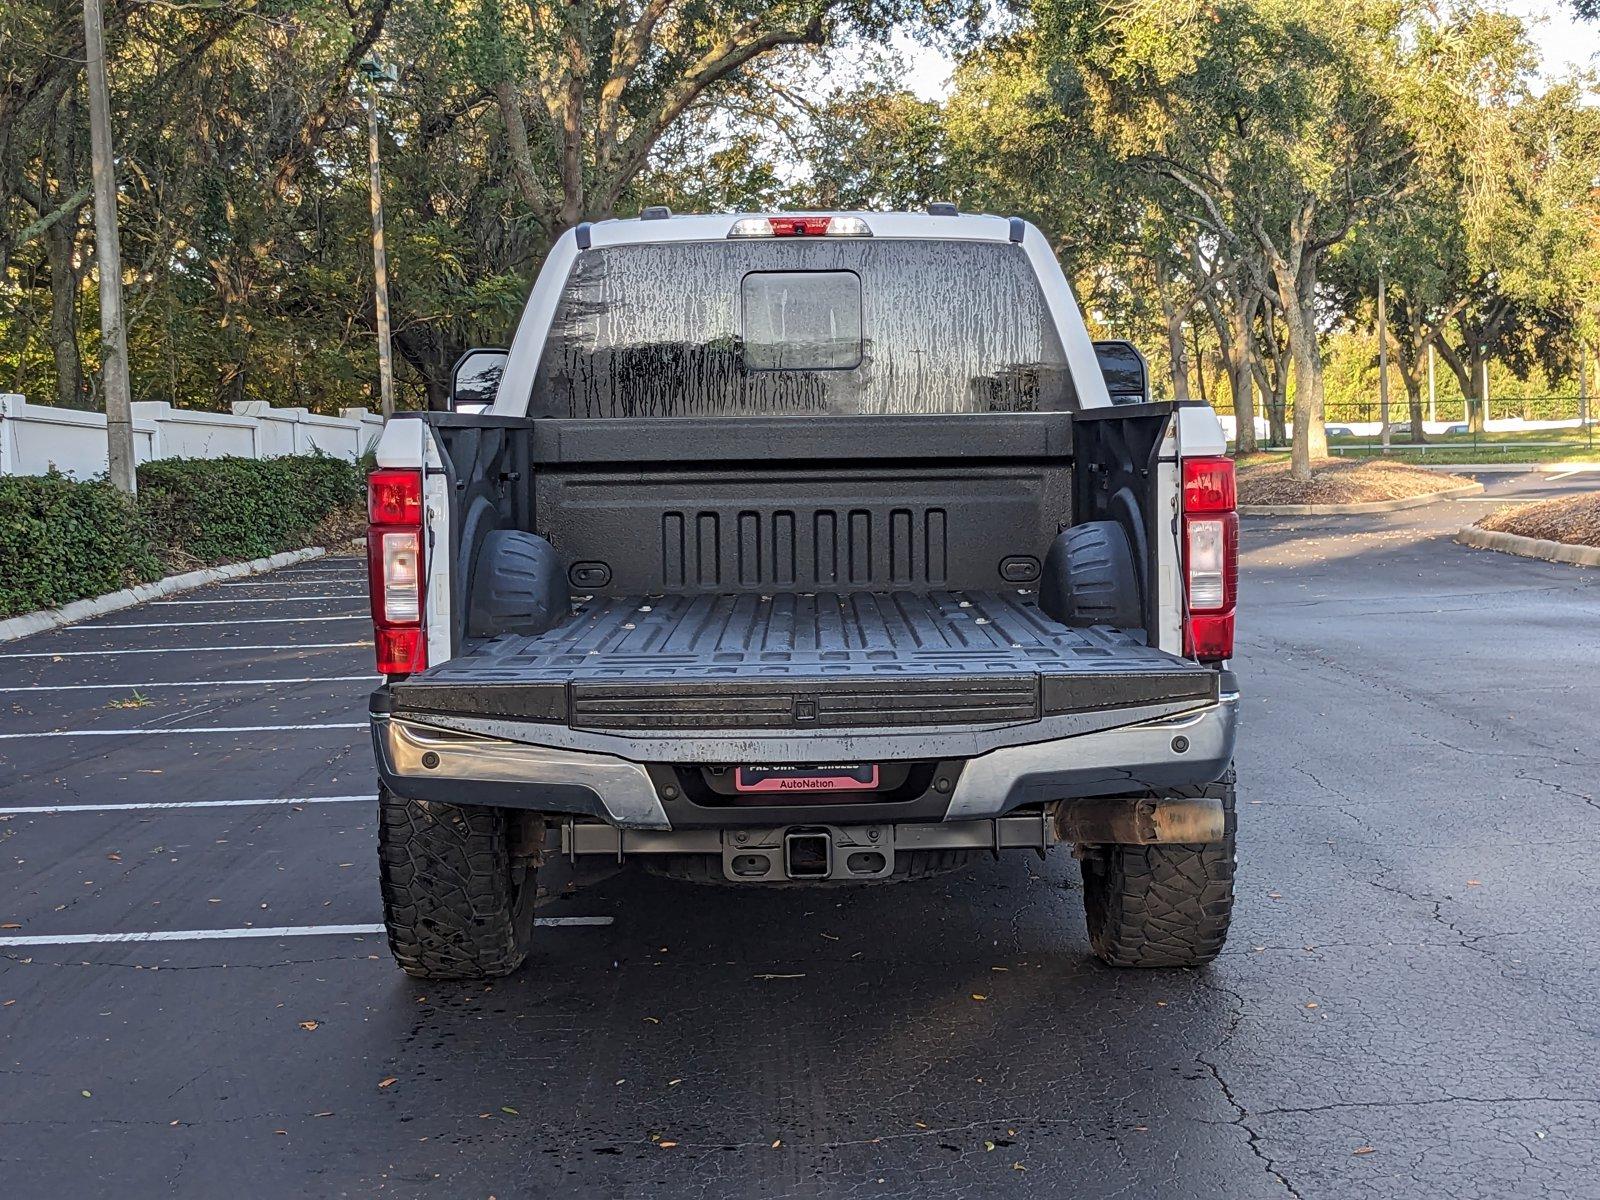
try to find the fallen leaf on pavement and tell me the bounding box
[1352,1147,1375,1156]
[299,1021,319,1031]
[378,1077,397,1089]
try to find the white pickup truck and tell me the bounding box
[366,209,1239,979]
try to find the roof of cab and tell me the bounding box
[581,210,1020,248]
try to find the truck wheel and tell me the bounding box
[378,788,538,980]
[1077,768,1236,968]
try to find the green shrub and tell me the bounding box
[138,452,363,566]
[0,454,365,618]
[0,470,163,617]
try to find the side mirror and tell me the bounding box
[450,347,508,413]
[1092,340,1149,404]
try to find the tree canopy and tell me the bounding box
[3,0,1597,476]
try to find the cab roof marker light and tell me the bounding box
[727,216,872,239]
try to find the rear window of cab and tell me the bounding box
[532,239,1076,418]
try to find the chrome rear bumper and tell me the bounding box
[373,689,1237,831]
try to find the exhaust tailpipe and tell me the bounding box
[1053,796,1226,845]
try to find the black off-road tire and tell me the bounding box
[1078,768,1237,968]
[378,788,538,980]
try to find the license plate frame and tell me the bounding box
[733,763,880,794]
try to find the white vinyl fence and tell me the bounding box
[0,394,384,479]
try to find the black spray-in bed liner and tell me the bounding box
[394,591,1218,732]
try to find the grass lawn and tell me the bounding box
[1317,425,1600,464]
[1322,445,1599,465]
[1235,455,1476,506]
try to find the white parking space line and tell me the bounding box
[0,641,371,659]
[0,675,374,694]
[0,794,376,815]
[71,616,367,629]
[221,577,362,586]
[150,595,361,605]
[0,722,366,740]
[0,917,614,946]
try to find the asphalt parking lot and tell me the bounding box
[2,471,1598,1199]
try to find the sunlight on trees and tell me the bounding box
[2,0,1597,449]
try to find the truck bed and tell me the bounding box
[391,590,1218,733]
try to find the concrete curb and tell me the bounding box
[0,547,328,645]
[1456,525,1600,569]
[1413,462,1600,473]
[1240,482,1485,517]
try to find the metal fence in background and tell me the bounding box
[1318,394,1594,427]
[1213,392,1597,456]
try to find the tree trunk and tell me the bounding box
[1433,335,1474,428]
[394,328,452,410]
[46,93,85,408]
[1469,346,1491,432]
[44,219,85,408]
[1271,255,1327,480]
[1157,261,1191,401]
[1228,291,1260,454]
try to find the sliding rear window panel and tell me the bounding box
[740,270,863,372]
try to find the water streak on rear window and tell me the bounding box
[532,240,1075,418]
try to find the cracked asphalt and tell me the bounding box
[1,470,1597,1199]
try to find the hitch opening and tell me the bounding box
[784,829,832,878]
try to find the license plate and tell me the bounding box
[733,763,880,793]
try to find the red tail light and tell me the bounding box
[368,468,423,524]
[1181,457,1237,661]
[367,468,426,675]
